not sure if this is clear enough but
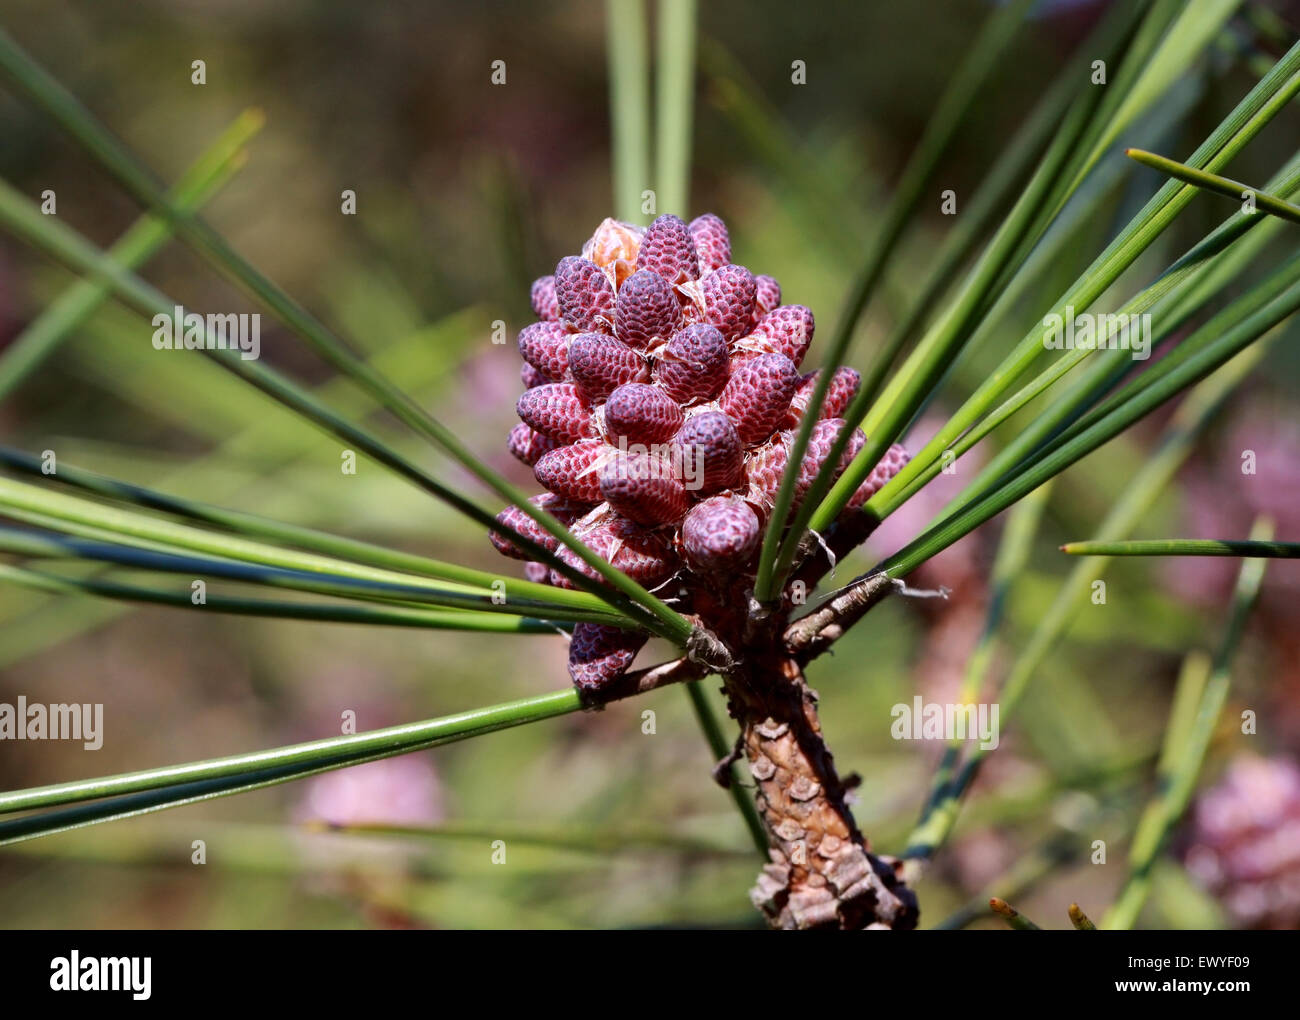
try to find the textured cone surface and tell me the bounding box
[701,264,758,342]
[786,366,860,425]
[673,410,744,495]
[603,383,685,446]
[744,305,815,367]
[551,516,678,589]
[688,213,731,274]
[530,275,560,321]
[720,352,799,445]
[681,495,760,574]
[599,452,689,526]
[504,214,919,930]
[517,321,571,381]
[506,423,561,467]
[849,442,911,508]
[842,426,867,465]
[636,213,699,284]
[520,362,547,389]
[653,323,730,404]
[555,255,615,333]
[489,503,551,560]
[568,623,649,690]
[745,432,793,513]
[516,382,595,444]
[488,494,581,559]
[794,418,854,507]
[754,274,781,317]
[615,269,682,348]
[568,333,648,404]
[534,439,605,504]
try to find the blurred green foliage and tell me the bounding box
[0,0,1296,928]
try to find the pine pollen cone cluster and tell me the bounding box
[491,214,909,688]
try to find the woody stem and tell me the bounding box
[723,649,917,929]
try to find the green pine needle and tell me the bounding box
[1128,146,1300,224]
[1062,538,1299,558]
[1103,519,1273,930]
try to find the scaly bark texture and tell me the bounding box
[678,544,915,930]
[723,651,918,930]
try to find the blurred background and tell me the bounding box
[0,0,1298,928]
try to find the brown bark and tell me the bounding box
[784,570,895,665]
[722,649,917,930]
[679,544,916,929]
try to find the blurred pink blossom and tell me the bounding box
[1165,405,1300,602]
[1183,754,1300,929]
[294,755,445,828]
